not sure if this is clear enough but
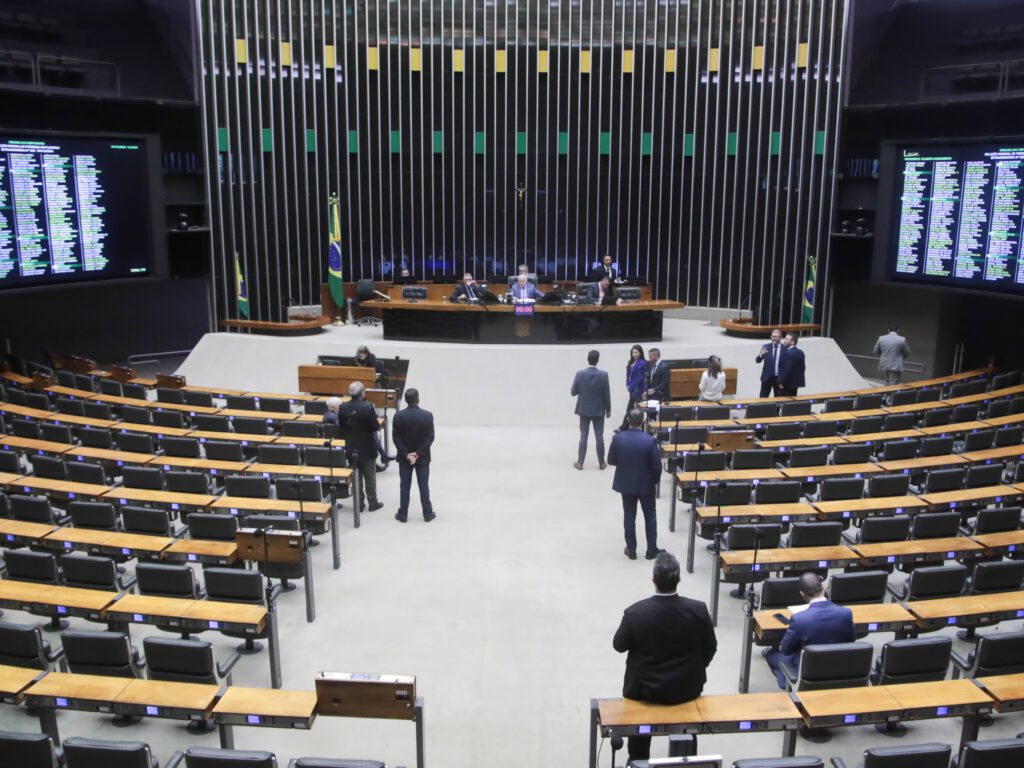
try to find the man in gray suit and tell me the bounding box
[874,326,911,385]
[572,349,612,470]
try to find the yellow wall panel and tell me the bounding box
[797,42,809,68]
[664,49,677,73]
[324,45,336,69]
[622,50,634,73]
[235,38,248,64]
[708,48,720,73]
[453,49,465,72]
[752,45,764,71]
[495,49,507,73]
[410,48,422,72]
[367,46,379,71]
[280,42,292,67]
[537,50,549,73]
[580,50,592,74]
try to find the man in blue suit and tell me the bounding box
[778,332,807,397]
[608,409,664,560]
[572,350,611,470]
[763,572,855,688]
[755,328,784,397]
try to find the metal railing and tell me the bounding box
[0,48,120,96]
[845,353,926,381]
[921,58,1024,101]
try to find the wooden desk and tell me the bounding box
[907,593,1002,631]
[217,408,299,421]
[97,532,175,558]
[884,402,945,415]
[182,385,249,398]
[1,371,33,386]
[962,445,1024,464]
[839,430,923,445]
[695,692,803,734]
[797,686,902,728]
[812,495,927,521]
[41,526,115,553]
[0,580,54,610]
[25,670,131,710]
[101,487,218,512]
[114,678,220,720]
[65,446,153,466]
[917,421,991,436]
[244,463,353,482]
[719,545,860,575]
[210,496,331,519]
[884,679,992,745]
[596,697,701,735]
[164,538,239,565]
[146,455,249,474]
[36,585,119,619]
[812,409,888,422]
[696,503,818,526]
[735,415,809,427]
[104,593,198,630]
[976,672,1024,712]
[0,664,42,703]
[244,390,319,402]
[11,476,109,501]
[983,413,1024,427]
[183,600,267,633]
[152,401,220,415]
[977,591,1024,621]
[659,443,704,457]
[851,536,984,567]
[44,413,117,429]
[650,419,738,431]
[780,463,881,481]
[115,423,192,437]
[0,471,23,487]
[188,430,278,444]
[876,455,969,473]
[922,485,1022,510]
[0,403,54,419]
[212,686,317,728]
[0,435,76,455]
[676,468,784,486]
[971,529,1024,557]
[757,437,846,449]
[273,435,347,448]
[0,519,57,547]
[91,393,151,407]
[44,385,98,399]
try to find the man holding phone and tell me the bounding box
[755,329,785,398]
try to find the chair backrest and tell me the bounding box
[789,522,842,548]
[922,468,966,494]
[682,451,727,472]
[225,475,272,498]
[194,414,232,432]
[165,470,210,495]
[61,554,120,591]
[725,524,782,550]
[952,404,980,423]
[115,431,155,453]
[225,395,259,411]
[276,478,324,501]
[868,473,911,498]
[753,481,802,504]
[61,631,141,678]
[66,461,107,486]
[259,397,293,414]
[203,567,265,604]
[64,737,157,768]
[289,760,385,768]
[184,390,215,407]
[905,564,967,600]
[958,738,1024,768]
[10,495,57,524]
[971,560,1024,594]
[972,632,1024,677]
[4,550,59,584]
[920,435,955,457]
[966,463,1004,488]
[156,387,185,404]
[824,398,855,413]
[802,421,838,439]
[694,405,730,420]
[990,371,1021,389]
[182,746,278,768]
[673,426,710,445]
[302,446,349,469]
[795,642,874,691]
[759,577,804,610]
[120,405,152,425]
[232,416,270,435]
[659,407,693,424]
[743,403,778,419]
[29,455,67,480]
[994,425,1024,447]
[0,729,58,767]
[818,477,864,502]
[854,394,884,411]
[99,379,123,396]
[874,636,952,686]
[972,506,1022,534]
[883,412,918,431]
[916,388,941,403]
[828,570,888,605]
[788,447,829,468]
[122,465,164,490]
[25,392,51,411]
[921,408,953,428]
[731,450,774,470]
[910,511,961,540]
[859,515,911,543]
[68,500,119,530]
[832,444,872,464]
[861,742,951,768]
[849,416,885,436]
[764,423,803,441]
[136,562,201,598]
[880,439,920,461]
[11,419,42,439]
[121,383,148,400]
[38,424,73,444]
[779,401,812,417]
[303,400,329,416]
[186,513,240,542]
[702,481,753,507]
[964,430,995,452]
[163,436,202,458]
[0,450,20,473]
[121,505,175,536]
[258,445,301,466]
[0,620,50,669]
[280,420,320,438]
[56,397,85,416]
[204,439,245,462]
[152,409,187,429]
[143,636,217,684]
[4,387,28,405]
[983,400,1010,419]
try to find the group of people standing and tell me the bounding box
[755,329,807,397]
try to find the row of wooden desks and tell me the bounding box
[0,580,281,688]
[590,673,1018,768]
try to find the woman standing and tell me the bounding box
[617,344,647,432]
[699,355,727,402]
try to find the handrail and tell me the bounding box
[844,353,926,374]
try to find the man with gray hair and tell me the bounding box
[874,325,911,385]
[337,380,384,511]
[613,552,717,762]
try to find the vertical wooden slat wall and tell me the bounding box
[198,0,846,324]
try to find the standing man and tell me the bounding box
[644,348,670,402]
[392,388,435,523]
[874,326,911,385]
[590,254,618,283]
[755,328,784,397]
[571,350,611,471]
[778,332,806,397]
[608,409,663,560]
[338,381,384,512]
[613,552,717,762]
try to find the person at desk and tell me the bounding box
[762,572,854,689]
[597,276,617,306]
[613,552,717,763]
[591,254,618,283]
[509,272,544,301]
[337,381,384,512]
[644,347,670,402]
[450,273,483,302]
[755,328,784,398]
[778,333,806,397]
[354,345,381,381]
[698,355,726,402]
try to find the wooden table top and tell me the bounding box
[115,423,192,437]
[660,443,704,455]
[907,594,993,620]
[720,545,858,567]
[972,530,1024,551]
[876,455,968,472]
[921,485,1021,506]
[65,446,154,464]
[977,591,1024,613]
[813,409,888,422]
[114,678,220,712]
[211,496,331,516]
[735,415,808,426]
[245,463,353,479]
[781,463,881,480]
[797,686,902,718]
[244,391,319,401]
[0,403,54,419]
[977,672,1024,709]
[184,599,266,628]
[597,697,701,727]
[0,519,57,539]
[273,435,346,448]
[101,487,218,507]
[839,430,923,444]
[983,413,1024,427]
[187,430,277,444]
[695,692,803,725]
[883,402,947,415]
[27,671,131,701]
[41,585,119,611]
[756,603,914,634]
[757,437,846,448]
[0,471,23,487]
[13,477,109,497]
[963,445,1024,462]
[101,532,175,554]
[789,391,858,402]
[812,495,927,515]
[153,401,220,415]
[916,421,991,436]
[217,408,298,421]
[0,580,52,602]
[43,527,115,546]
[696,503,816,521]
[165,538,238,561]
[182,385,249,397]
[651,419,738,430]
[91,393,151,407]
[885,679,993,710]
[146,455,249,472]
[45,413,117,429]
[212,686,318,719]
[676,469,785,484]
[0,664,42,698]
[107,593,197,619]
[851,536,983,559]
[0,435,75,453]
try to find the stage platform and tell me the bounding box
[177,318,867,427]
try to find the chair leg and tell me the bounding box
[956,627,978,642]
[799,726,832,743]
[111,713,142,727]
[44,616,70,632]
[186,717,217,734]
[729,584,748,600]
[236,637,264,656]
[280,578,297,593]
[875,721,907,737]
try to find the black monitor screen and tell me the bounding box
[888,141,1024,294]
[0,133,159,289]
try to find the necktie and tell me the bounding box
[773,346,780,376]
[467,284,475,300]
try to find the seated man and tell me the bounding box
[509,272,544,301]
[763,572,855,688]
[597,276,617,306]
[450,273,483,301]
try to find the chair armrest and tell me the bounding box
[45,644,64,664]
[885,582,906,601]
[217,650,243,679]
[117,572,138,591]
[165,752,186,768]
[950,649,971,671]
[831,759,849,768]
[171,525,188,539]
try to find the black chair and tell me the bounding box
[833,444,872,465]
[818,477,864,502]
[722,524,783,598]
[920,436,955,457]
[259,398,293,414]
[788,447,829,468]
[165,471,210,495]
[965,463,1004,489]
[62,553,134,592]
[280,420,320,438]
[759,577,803,610]
[970,560,1024,593]
[700,481,753,507]
[163,437,202,459]
[64,737,159,767]
[831,743,951,768]
[224,475,272,498]
[193,414,231,432]
[983,400,1010,420]
[990,371,1021,390]
[828,570,888,605]
[55,397,85,417]
[204,440,245,462]
[951,631,1024,678]
[920,468,966,494]
[765,423,803,441]
[868,474,911,498]
[4,387,28,406]
[789,522,842,548]
[5,549,60,585]
[122,466,164,490]
[122,505,182,537]
[203,567,275,654]
[287,760,386,768]
[29,455,67,480]
[277,478,325,502]
[0,620,64,670]
[969,507,1022,535]
[889,563,967,601]
[856,516,911,544]
[258,445,302,466]
[303,400,329,416]
[10,495,66,525]
[0,730,60,767]
[883,412,918,431]
[952,404,980,423]
[0,450,21,473]
[854,394,884,411]
[61,630,145,678]
[99,379,123,396]
[232,416,270,435]
[25,392,51,411]
[659,407,694,424]
[143,637,241,732]
[116,431,155,453]
[68,500,120,530]
[849,416,885,436]
[824,398,855,413]
[38,423,73,444]
[156,387,186,404]
[184,390,215,408]
[916,388,941,403]
[66,460,107,485]
[186,513,239,542]
[682,451,727,472]
[225,395,259,411]
[744,403,778,419]
[695,405,730,420]
[673,426,710,445]
[958,738,1024,768]
[994,426,1023,447]
[732,450,774,470]
[152,409,187,430]
[871,636,951,694]
[963,430,995,452]
[803,421,839,439]
[781,642,873,695]
[779,401,812,417]
[173,747,277,767]
[122,383,148,400]
[921,409,953,428]
[136,562,205,600]
[878,439,919,462]
[910,512,961,539]
[121,405,153,425]
[754,481,803,504]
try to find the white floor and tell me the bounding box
[2,321,1020,767]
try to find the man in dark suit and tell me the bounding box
[613,552,717,762]
[763,572,854,689]
[450,273,483,301]
[608,408,663,559]
[755,328,784,397]
[337,381,384,512]
[392,388,435,523]
[778,332,806,397]
[571,350,611,470]
[644,347,670,402]
[590,254,618,283]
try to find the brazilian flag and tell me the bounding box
[801,257,816,324]
[235,254,250,319]
[328,194,345,316]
